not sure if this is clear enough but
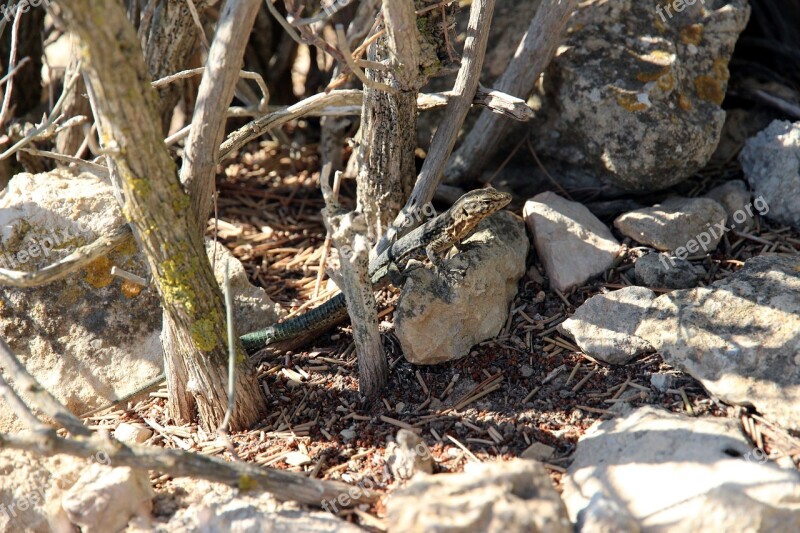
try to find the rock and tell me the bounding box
[395,211,528,365]
[739,120,800,226]
[614,197,727,253]
[521,442,555,462]
[283,452,312,467]
[385,429,434,480]
[562,406,800,530]
[0,169,284,431]
[339,428,357,442]
[684,486,800,531]
[387,459,572,533]
[114,423,153,445]
[634,252,704,289]
[704,179,754,231]
[530,0,750,191]
[576,493,640,533]
[0,449,83,533]
[149,478,363,532]
[524,192,621,292]
[649,373,675,393]
[61,464,153,533]
[560,286,657,365]
[636,255,800,430]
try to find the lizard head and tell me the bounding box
[458,188,512,219]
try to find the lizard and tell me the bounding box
[81,188,511,417]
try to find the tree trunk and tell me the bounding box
[56,0,266,431]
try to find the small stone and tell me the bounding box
[395,402,406,413]
[114,423,153,445]
[560,286,657,365]
[649,373,675,392]
[521,442,555,461]
[740,120,800,226]
[524,192,621,292]
[520,364,534,378]
[385,429,433,480]
[635,253,704,289]
[614,197,727,253]
[339,429,357,442]
[704,179,754,231]
[284,451,312,467]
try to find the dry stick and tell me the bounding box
[319,169,388,397]
[335,25,395,94]
[0,428,373,507]
[180,0,262,233]
[0,224,132,288]
[446,0,577,184]
[0,3,23,128]
[0,339,91,437]
[373,0,497,258]
[151,67,270,111]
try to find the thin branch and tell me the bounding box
[19,146,108,172]
[265,0,303,45]
[0,224,132,288]
[0,4,24,127]
[0,338,91,437]
[335,24,396,93]
[184,0,210,49]
[0,428,374,507]
[374,0,497,256]
[152,67,270,110]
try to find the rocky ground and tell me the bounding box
[1,0,799,531]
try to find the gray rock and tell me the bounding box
[0,169,284,431]
[576,493,640,533]
[634,252,704,289]
[704,179,754,231]
[562,406,800,531]
[150,478,363,532]
[387,459,572,533]
[614,197,727,253]
[684,486,800,532]
[61,464,153,533]
[521,442,555,462]
[530,0,750,191]
[385,429,434,480]
[739,120,800,226]
[636,255,800,430]
[395,211,528,365]
[114,423,153,445]
[649,373,675,393]
[524,192,621,292]
[560,286,657,365]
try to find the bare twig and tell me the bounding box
[447,0,577,183]
[335,25,395,93]
[152,67,269,111]
[180,0,262,233]
[0,225,132,288]
[0,338,91,437]
[0,4,24,128]
[374,0,497,256]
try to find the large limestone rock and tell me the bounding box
[560,286,656,365]
[387,459,572,533]
[636,255,800,430]
[524,192,621,292]
[614,197,727,253]
[61,464,153,532]
[395,211,528,365]
[531,0,750,191]
[739,120,800,227]
[0,169,284,430]
[563,406,800,531]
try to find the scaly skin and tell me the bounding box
[83,189,511,416]
[240,188,511,353]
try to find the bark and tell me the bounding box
[354,0,434,239]
[55,57,92,156]
[0,3,44,117]
[56,0,266,431]
[145,0,210,133]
